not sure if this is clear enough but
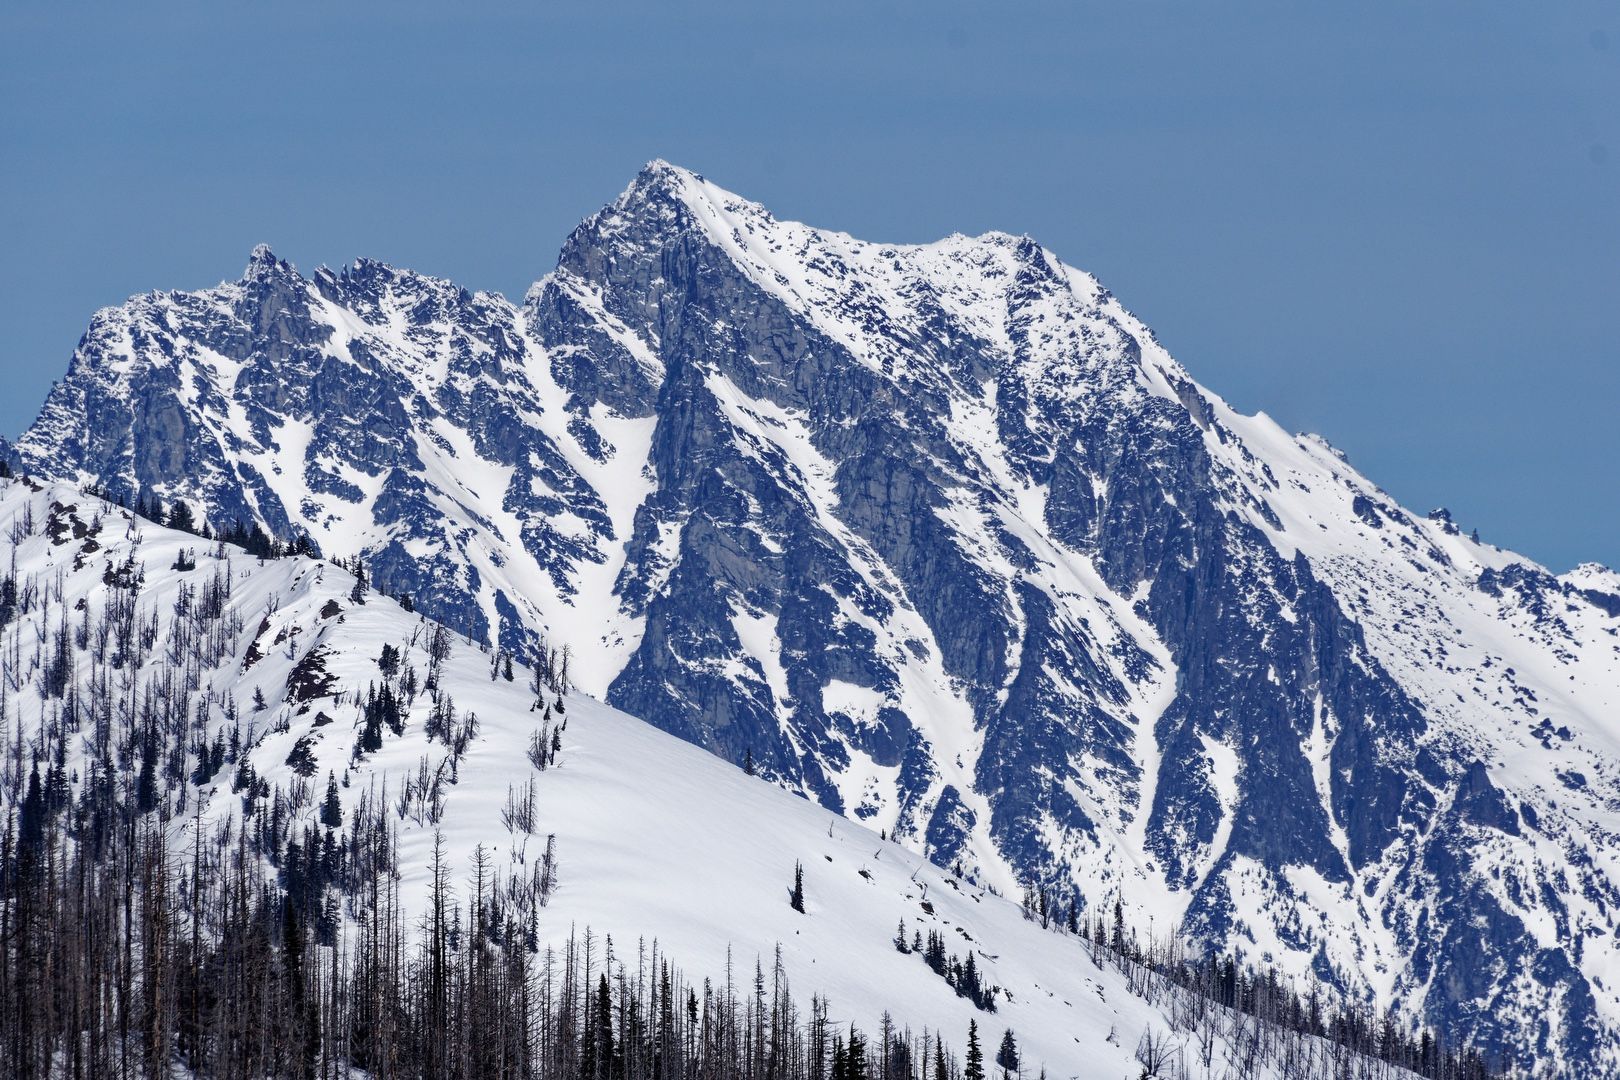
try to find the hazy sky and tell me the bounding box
[2,2,1615,569]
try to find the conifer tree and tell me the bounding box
[595,973,615,1080]
[965,1019,986,1080]
[320,771,343,828]
[790,860,806,913]
[996,1028,1018,1078]
[167,498,196,534]
[846,1026,868,1080]
[356,688,384,756]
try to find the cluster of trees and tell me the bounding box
[76,477,431,618]
[529,639,574,701]
[355,680,406,755]
[526,716,564,771]
[894,921,998,1013]
[78,478,314,563]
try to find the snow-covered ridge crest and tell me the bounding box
[11,162,1620,1073]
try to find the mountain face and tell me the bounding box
[14,162,1620,1073]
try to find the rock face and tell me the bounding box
[15,161,1620,1073]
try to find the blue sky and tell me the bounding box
[2,2,1615,569]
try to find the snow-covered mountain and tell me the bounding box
[12,162,1620,1073]
[0,475,1413,1079]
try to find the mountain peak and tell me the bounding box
[606,159,703,212]
[550,160,753,283]
[242,243,298,284]
[634,157,705,193]
[639,157,694,182]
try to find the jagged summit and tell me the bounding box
[10,165,1620,1073]
[633,155,701,188]
[242,241,296,281]
[242,247,433,291]
[589,158,718,229]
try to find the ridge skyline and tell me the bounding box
[15,158,1608,576]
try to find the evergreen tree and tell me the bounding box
[845,1026,868,1080]
[790,860,806,913]
[356,687,384,756]
[320,771,343,829]
[965,1020,986,1080]
[594,973,615,1080]
[166,498,197,534]
[996,1028,1018,1078]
